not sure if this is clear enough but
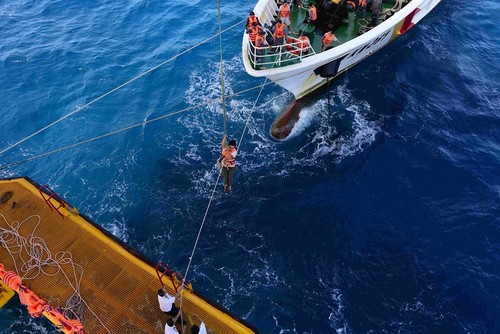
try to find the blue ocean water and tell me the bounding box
[0,0,499,333]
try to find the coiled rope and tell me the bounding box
[0,214,111,333]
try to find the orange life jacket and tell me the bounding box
[309,6,317,21]
[274,23,285,38]
[256,34,266,47]
[359,0,367,7]
[347,1,357,9]
[248,26,258,42]
[247,15,258,28]
[221,147,237,167]
[322,32,335,46]
[298,35,310,51]
[279,4,290,18]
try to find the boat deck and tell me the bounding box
[0,177,257,334]
[252,0,409,69]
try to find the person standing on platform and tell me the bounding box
[306,3,317,26]
[298,34,311,55]
[370,0,383,26]
[191,315,208,334]
[246,11,261,29]
[255,30,268,64]
[321,31,342,51]
[246,22,261,62]
[272,19,288,55]
[358,0,367,17]
[157,288,180,317]
[278,1,291,28]
[164,318,179,334]
[246,22,260,45]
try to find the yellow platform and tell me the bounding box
[0,280,14,308]
[0,177,258,334]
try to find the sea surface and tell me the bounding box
[0,0,499,333]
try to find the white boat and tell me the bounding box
[242,0,441,138]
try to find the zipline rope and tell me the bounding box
[175,2,233,328]
[0,18,245,158]
[178,48,280,321]
[179,78,272,296]
[0,82,273,171]
[217,0,228,136]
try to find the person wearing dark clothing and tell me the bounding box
[255,30,268,63]
[370,0,383,26]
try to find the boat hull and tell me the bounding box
[243,0,442,99]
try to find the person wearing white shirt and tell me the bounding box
[191,315,208,334]
[158,288,179,316]
[164,318,179,334]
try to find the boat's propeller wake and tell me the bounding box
[184,58,381,171]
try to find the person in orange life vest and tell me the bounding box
[255,30,268,63]
[246,22,262,62]
[358,0,367,17]
[278,1,291,27]
[246,22,260,44]
[220,134,237,192]
[272,19,287,50]
[321,31,342,51]
[298,35,311,55]
[246,11,261,29]
[306,4,317,26]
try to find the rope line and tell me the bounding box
[0,82,273,171]
[238,77,270,147]
[217,0,228,136]
[176,2,232,328]
[178,56,281,317]
[0,18,245,158]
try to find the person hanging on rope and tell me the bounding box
[219,134,237,192]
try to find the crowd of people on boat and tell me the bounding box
[245,1,344,65]
[245,0,389,65]
[158,288,208,334]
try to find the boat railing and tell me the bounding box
[258,0,279,27]
[247,36,316,69]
